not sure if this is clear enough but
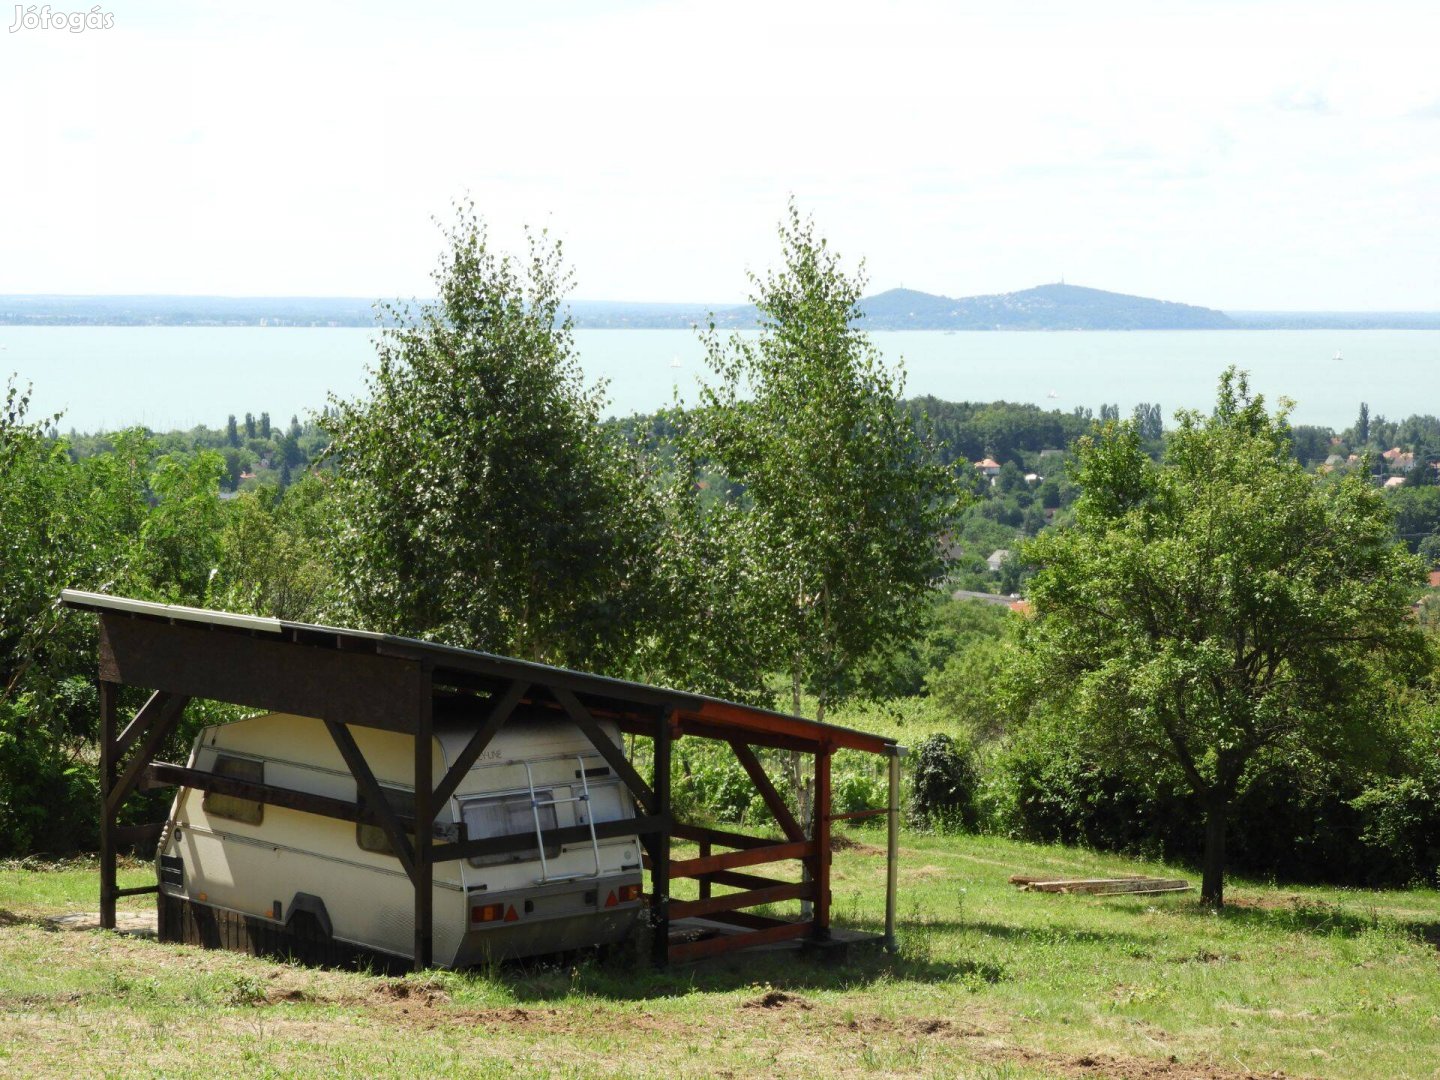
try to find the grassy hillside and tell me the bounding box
[3,833,1438,1079]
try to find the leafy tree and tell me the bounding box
[140,450,226,601]
[1288,424,1334,468]
[243,412,256,440]
[258,411,271,439]
[1355,401,1370,446]
[213,477,336,621]
[1017,370,1427,906]
[689,202,961,820]
[225,414,239,448]
[322,203,657,668]
[1132,402,1163,442]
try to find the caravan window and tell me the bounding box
[203,755,264,825]
[461,791,559,868]
[356,787,417,857]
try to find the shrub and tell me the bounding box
[908,732,979,831]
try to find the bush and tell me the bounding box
[909,733,979,831]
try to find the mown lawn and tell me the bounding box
[2,834,1438,1079]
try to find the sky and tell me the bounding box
[3,0,1439,310]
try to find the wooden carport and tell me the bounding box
[60,590,903,969]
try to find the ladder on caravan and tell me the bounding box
[523,757,603,885]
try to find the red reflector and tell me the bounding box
[504,904,519,922]
[604,890,617,908]
[471,903,503,924]
[618,883,642,903]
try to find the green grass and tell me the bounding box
[3,834,1438,1078]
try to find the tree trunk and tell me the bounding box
[1199,793,1229,908]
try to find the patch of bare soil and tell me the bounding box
[744,989,811,1010]
[988,1048,1290,1079]
[829,834,883,856]
[368,978,451,1009]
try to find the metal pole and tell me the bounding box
[812,745,831,940]
[884,748,903,951]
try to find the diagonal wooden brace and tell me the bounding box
[553,687,657,815]
[727,739,804,842]
[429,680,527,811]
[324,719,416,880]
[106,692,190,816]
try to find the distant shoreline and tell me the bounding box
[2,287,1439,332]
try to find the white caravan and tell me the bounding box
[156,709,645,967]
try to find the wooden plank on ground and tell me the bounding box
[1018,876,1191,895]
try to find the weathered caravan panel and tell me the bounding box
[158,711,644,967]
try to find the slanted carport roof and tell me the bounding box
[63,588,903,969]
[58,590,897,756]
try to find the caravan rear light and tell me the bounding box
[471,903,505,924]
[617,883,642,904]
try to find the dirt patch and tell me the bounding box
[829,834,883,856]
[1006,1049,1289,1078]
[370,978,450,1006]
[744,989,811,1010]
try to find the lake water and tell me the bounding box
[3,325,1437,434]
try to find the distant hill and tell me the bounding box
[855,283,1236,330]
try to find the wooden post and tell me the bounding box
[412,670,434,971]
[812,744,831,940]
[698,838,711,901]
[98,679,119,931]
[650,707,673,967]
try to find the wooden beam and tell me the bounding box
[144,762,372,823]
[696,869,792,891]
[98,679,118,932]
[98,614,425,733]
[324,720,415,879]
[669,840,814,879]
[115,884,160,898]
[106,693,190,816]
[430,680,527,811]
[669,881,812,921]
[673,718,817,754]
[114,690,167,757]
[432,814,662,864]
[413,672,434,970]
[727,740,804,842]
[553,687,656,814]
[668,920,810,962]
[671,822,778,851]
[690,700,894,756]
[704,909,786,931]
[651,706,673,968]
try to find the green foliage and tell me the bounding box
[1016,368,1429,903]
[212,477,338,620]
[322,203,659,668]
[908,732,980,830]
[1352,695,1440,888]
